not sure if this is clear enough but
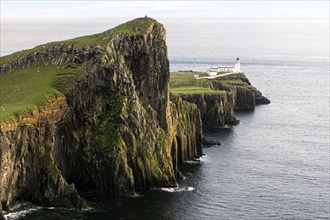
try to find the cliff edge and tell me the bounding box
[0,17,203,212]
[169,72,270,129]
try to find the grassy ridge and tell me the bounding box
[169,72,226,94]
[61,17,156,48]
[170,86,226,94]
[0,17,157,121]
[0,17,156,65]
[169,72,249,95]
[169,72,208,87]
[0,64,85,120]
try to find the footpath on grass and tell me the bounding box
[196,72,236,79]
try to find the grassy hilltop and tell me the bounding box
[0,16,249,121]
[0,17,156,65]
[169,72,248,94]
[0,17,157,121]
[0,64,84,120]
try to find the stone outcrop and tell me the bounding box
[0,17,203,212]
[0,44,104,74]
[211,74,270,110]
[202,137,221,147]
[174,73,269,128]
[170,94,203,165]
[178,92,239,128]
[0,95,87,210]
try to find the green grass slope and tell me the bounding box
[170,86,226,94]
[169,72,226,94]
[0,17,157,65]
[0,64,85,120]
[0,17,157,121]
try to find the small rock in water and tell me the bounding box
[177,171,185,179]
[0,210,4,220]
[202,137,221,147]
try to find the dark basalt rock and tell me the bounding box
[235,86,256,110]
[0,44,104,74]
[256,96,271,104]
[175,74,269,128]
[211,74,270,110]
[0,209,4,220]
[178,93,239,129]
[202,137,221,146]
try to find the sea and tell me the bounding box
[1,18,329,220]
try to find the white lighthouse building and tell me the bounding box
[232,57,241,73]
[207,58,241,76]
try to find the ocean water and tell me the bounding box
[1,19,329,220]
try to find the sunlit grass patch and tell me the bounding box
[0,64,85,120]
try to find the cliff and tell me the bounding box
[170,94,203,164]
[178,92,239,128]
[210,73,270,110]
[169,72,269,129]
[0,17,203,213]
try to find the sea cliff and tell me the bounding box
[210,73,270,110]
[179,92,238,128]
[0,17,203,213]
[169,72,270,129]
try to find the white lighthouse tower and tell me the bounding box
[232,57,240,73]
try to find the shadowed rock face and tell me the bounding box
[175,74,269,128]
[0,94,87,209]
[170,94,203,164]
[211,74,270,110]
[0,210,4,220]
[178,93,239,128]
[0,17,203,211]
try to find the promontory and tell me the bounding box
[0,17,269,217]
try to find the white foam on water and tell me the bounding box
[4,206,42,220]
[129,193,142,198]
[199,155,208,162]
[160,186,195,193]
[183,160,200,164]
[81,207,94,211]
[43,206,93,212]
[46,207,55,210]
[184,155,209,164]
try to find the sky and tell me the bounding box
[1,0,329,22]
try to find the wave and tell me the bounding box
[199,155,208,162]
[183,160,200,164]
[129,193,142,198]
[4,206,42,220]
[3,203,94,219]
[160,186,195,193]
[183,154,208,164]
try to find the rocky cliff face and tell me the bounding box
[173,74,269,129]
[210,74,270,110]
[178,92,239,128]
[170,94,203,164]
[0,94,87,210]
[0,17,203,212]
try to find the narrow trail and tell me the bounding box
[197,72,238,79]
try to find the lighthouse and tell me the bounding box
[207,57,242,76]
[233,57,240,73]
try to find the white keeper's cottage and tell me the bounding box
[207,58,241,76]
